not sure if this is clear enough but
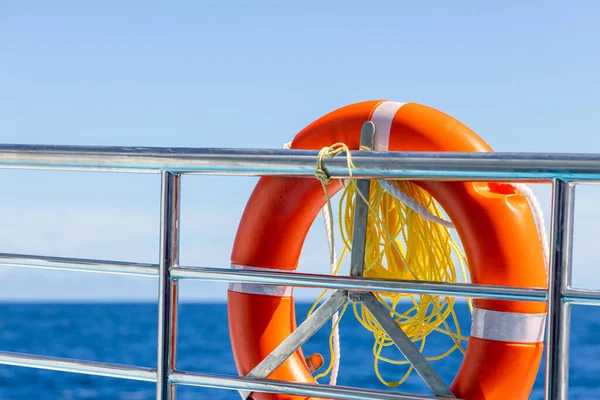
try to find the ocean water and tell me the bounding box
[0,302,598,400]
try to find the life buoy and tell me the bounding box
[228,100,547,400]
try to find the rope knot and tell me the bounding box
[315,146,335,185]
[315,143,356,186]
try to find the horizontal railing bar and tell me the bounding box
[1,145,600,181]
[0,351,156,382]
[563,288,600,305]
[5,252,600,306]
[173,266,547,302]
[0,253,158,276]
[170,370,454,400]
[0,350,453,399]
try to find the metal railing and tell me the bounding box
[1,143,600,400]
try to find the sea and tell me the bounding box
[0,302,598,400]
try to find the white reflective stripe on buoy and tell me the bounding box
[228,264,294,297]
[471,307,547,343]
[370,101,407,151]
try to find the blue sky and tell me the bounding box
[1,1,599,301]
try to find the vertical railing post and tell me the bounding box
[545,179,575,400]
[157,171,181,400]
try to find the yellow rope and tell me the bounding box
[309,143,472,388]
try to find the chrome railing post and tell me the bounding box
[545,179,575,400]
[157,171,181,400]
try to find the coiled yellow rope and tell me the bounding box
[308,143,472,388]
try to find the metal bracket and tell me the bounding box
[238,121,455,399]
[238,290,348,400]
[350,121,375,278]
[362,293,455,397]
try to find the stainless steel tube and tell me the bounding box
[0,145,600,181]
[6,250,600,306]
[4,251,600,306]
[563,288,600,305]
[544,180,575,400]
[173,266,547,302]
[157,172,181,400]
[0,252,158,276]
[0,350,456,399]
[170,370,457,400]
[0,351,156,382]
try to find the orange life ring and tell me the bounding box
[228,100,547,400]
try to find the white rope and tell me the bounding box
[514,183,550,276]
[378,180,550,276]
[377,179,454,228]
[286,140,342,384]
[321,203,341,385]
